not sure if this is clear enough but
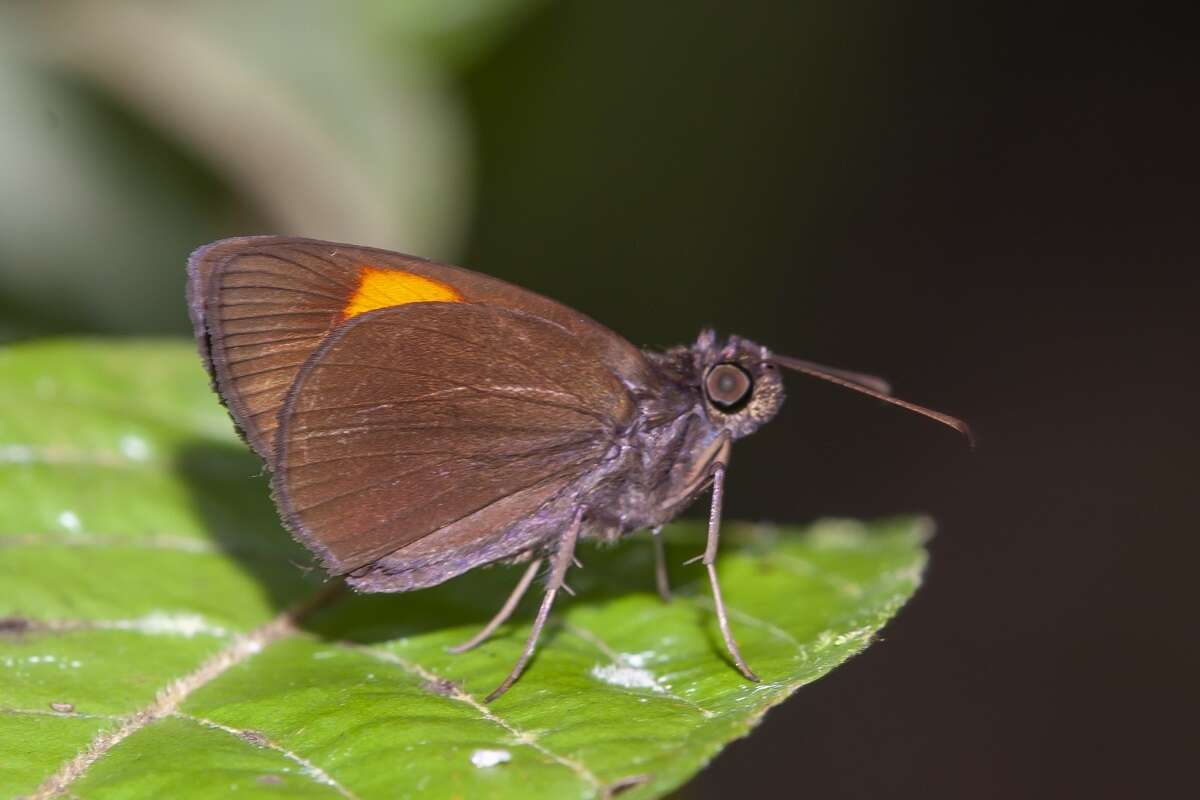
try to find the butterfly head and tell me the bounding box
[691,330,785,439]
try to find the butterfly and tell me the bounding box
[187,236,969,700]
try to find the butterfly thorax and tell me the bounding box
[583,331,786,539]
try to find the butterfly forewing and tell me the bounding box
[273,302,636,574]
[187,236,649,465]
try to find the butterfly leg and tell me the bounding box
[485,508,583,702]
[651,526,672,602]
[701,464,760,682]
[448,557,544,654]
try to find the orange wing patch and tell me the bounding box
[342,266,463,320]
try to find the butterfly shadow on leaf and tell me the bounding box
[175,439,703,647]
[176,440,324,617]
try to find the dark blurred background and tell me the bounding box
[1,2,1195,797]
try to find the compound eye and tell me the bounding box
[705,363,753,409]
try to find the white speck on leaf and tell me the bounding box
[119,435,151,460]
[470,749,511,768]
[591,663,664,692]
[57,510,81,532]
[623,650,657,668]
[0,444,35,463]
[4,654,83,670]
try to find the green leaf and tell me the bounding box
[0,339,929,799]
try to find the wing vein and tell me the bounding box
[270,247,360,292]
[307,362,608,423]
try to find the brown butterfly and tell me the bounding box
[187,236,969,700]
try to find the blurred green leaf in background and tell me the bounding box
[0,0,554,338]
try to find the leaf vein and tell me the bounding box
[767,553,865,597]
[354,644,604,794]
[0,531,289,561]
[174,712,359,799]
[26,583,344,800]
[682,590,805,653]
[1,706,122,721]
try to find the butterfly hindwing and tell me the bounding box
[272,301,637,575]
